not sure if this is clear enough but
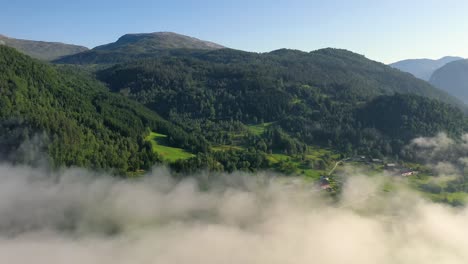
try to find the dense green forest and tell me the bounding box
[3,40,468,176]
[0,46,206,174]
[66,46,462,107]
[95,48,467,160]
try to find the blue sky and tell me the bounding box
[2,0,468,63]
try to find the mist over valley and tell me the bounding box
[2,1,468,262]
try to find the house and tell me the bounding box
[350,155,366,162]
[401,170,418,177]
[320,182,331,190]
[319,176,332,190]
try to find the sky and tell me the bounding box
[1,0,468,63]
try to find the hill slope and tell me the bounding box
[0,34,88,61]
[430,59,468,103]
[98,47,464,114]
[390,56,463,81]
[0,45,206,173]
[96,47,467,160]
[56,32,225,64]
[2,43,466,174]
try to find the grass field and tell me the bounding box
[421,191,468,206]
[212,145,245,152]
[306,147,341,160]
[247,122,273,135]
[145,132,195,162]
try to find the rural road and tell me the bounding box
[328,158,349,175]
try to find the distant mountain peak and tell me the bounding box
[390,56,464,81]
[119,31,193,38]
[430,59,468,104]
[94,32,225,52]
[440,56,462,59]
[438,56,464,63]
[0,34,88,61]
[116,32,184,42]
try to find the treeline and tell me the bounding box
[171,148,269,174]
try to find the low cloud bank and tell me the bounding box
[408,132,468,170]
[0,162,468,264]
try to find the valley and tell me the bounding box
[1,32,468,204]
[3,2,468,263]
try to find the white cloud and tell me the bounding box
[0,163,467,263]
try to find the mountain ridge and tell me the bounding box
[390,56,463,81]
[56,32,226,64]
[0,34,88,61]
[96,46,467,162]
[430,59,468,103]
[1,35,467,175]
[53,32,466,110]
[95,32,225,50]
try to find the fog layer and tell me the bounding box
[0,161,467,264]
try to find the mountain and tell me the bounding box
[97,47,464,114]
[56,32,225,64]
[59,42,462,109]
[3,33,467,174]
[0,45,206,173]
[95,32,225,51]
[96,47,467,162]
[0,34,88,61]
[390,56,463,81]
[430,59,468,103]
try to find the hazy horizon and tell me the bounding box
[2,31,466,65]
[2,0,468,64]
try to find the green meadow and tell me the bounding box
[145,132,195,162]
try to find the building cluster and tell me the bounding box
[384,163,419,177]
[350,155,419,177]
[317,155,420,192]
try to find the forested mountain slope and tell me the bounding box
[8,33,467,173]
[95,48,467,160]
[430,59,468,104]
[97,48,464,119]
[0,46,206,173]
